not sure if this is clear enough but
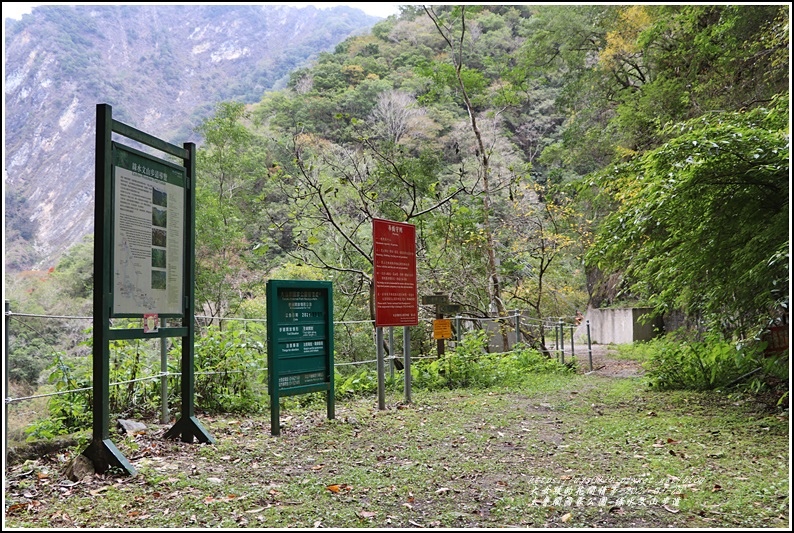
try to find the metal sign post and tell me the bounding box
[266,280,335,436]
[422,294,448,356]
[559,319,565,364]
[373,219,418,408]
[87,104,212,476]
[403,326,411,403]
[587,320,593,372]
[376,327,385,410]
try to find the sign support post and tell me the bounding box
[403,326,411,403]
[435,297,445,356]
[376,327,385,410]
[84,103,133,475]
[163,141,214,445]
[266,280,334,436]
[372,218,418,407]
[421,294,460,355]
[85,104,212,476]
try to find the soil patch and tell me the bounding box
[576,343,645,378]
[5,347,788,529]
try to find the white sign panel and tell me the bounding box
[112,158,184,315]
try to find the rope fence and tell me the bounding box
[4,301,596,464]
[4,305,589,407]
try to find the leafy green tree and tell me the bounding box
[521,4,789,331]
[515,4,619,175]
[502,183,585,349]
[51,234,94,301]
[260,117,465,318]
[6,235,96,387]
[424,5,507,323]
[522,4,788,170]
[4,189,41,271]
[587,94,789,339]
[194,101,269,325]
[604,5,790,153]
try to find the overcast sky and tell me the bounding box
[2,2,405,22]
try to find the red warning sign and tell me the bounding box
[373,218,418,327]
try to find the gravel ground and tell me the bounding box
[559,343,644,378]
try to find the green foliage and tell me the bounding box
[212,6,590,333]
[25,353,92,440]
[742,353,789,399]
[588,94,789,337]
[416,62,488,108]
[5,313,62,386]
[412,330,489,389]
[51,234,94,300]
[334,331,574,398]
[640,334,774,392]
[108,333,162,418]
[5,188,38,243]
[194,101,273,317]
[335,367,378,397]
[193,325,266,413]
[412,331,573,390]
[6,350,47,385]
[530,5,788,167]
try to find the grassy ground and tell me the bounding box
[4,369,790,529]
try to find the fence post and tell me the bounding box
[435,303,445,357]
[559,319,565,364]
[587,320,593,372]
[554,322,559,362]
[160,317,169,424]
[376,327,385,410]
[514,310,520,348]
[5,300,9,468]
[570,323,575,359]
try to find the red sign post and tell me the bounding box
[373,218,418,327]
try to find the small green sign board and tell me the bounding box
[422,294,449,305]
[266,280,335,435]
[440,304,462,315]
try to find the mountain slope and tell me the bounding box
[3,4,380,270]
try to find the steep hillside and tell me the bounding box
[3,4,380,270]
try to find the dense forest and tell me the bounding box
[6,5,789,419]
[188,4,789,336]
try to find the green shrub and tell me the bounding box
[25,352,92,440]
[743,351,789,402]
[411,331,573,391]
[335,367,378,397]
[642,334,770,391]
[108,335,159,418]
[193,325,267,413]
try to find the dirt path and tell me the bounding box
[568,343,645,378]
[7,342,789,529]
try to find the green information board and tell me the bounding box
[267,280,334,435]
[111,143,186,317]
[86,103,213,477]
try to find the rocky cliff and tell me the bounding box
[4,4,379,271]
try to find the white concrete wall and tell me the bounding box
[484,318,518,351]
[574,307,662,345]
